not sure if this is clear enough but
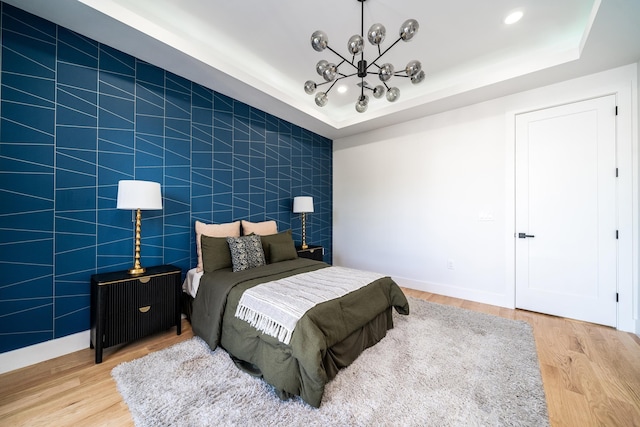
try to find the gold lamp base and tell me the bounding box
[129,266,146,275]
[128,208,146,275]
[301,212,308,249]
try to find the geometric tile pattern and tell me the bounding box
[0,2,333,354]
[0,4,57,353]
[54,26,99,339]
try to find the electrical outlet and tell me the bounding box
[447,259,455,270]
[478,210,494,221]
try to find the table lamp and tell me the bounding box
[117,180,163,274]
[293,196,314,249]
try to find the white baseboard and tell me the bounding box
[393,275,514,309]
[0,330,90,375]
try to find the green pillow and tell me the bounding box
[201,235,232,272]
[260,229,295,263]
[269,241,298,263]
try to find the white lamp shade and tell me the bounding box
[117,180,163,210]
[293,196,314,213]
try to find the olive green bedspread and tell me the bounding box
[190,258,409,407]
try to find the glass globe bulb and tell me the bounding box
[405,60,422,77]
[378,63,394,82]
[315,92,328,107]
[304,80,317,95]
[399,19,419,41]
[373,85,385,99]
[411,70,426,85]
[367,23,386,45]
[347,35,364,55]
[322,63,337,82]
[311,30,329,52]
[386,87,400,102]
[355,95,369,113]
[316,60,328,77]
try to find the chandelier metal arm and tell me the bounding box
[360,0,365,43]
[324,74,352,95]
[340,71,359,79]
[325,80,339,95]
[326,45,359,71]
[366,36,403,72]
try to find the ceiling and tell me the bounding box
[7,0,640,140]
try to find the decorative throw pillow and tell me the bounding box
[260,229,295,263]
[241,220,277,236]
[226,234,266,272]
[195,220,240,272]
[201,235,233,273]
[269,241,298,263]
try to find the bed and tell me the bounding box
[184,220,409,408]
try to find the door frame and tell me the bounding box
[514,95,618,326]
[504,69,637,332]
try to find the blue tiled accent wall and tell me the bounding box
[0,3,333,354]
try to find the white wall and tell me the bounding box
[637,60,640,336]
[334,64,638,333]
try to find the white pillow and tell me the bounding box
[195,220,240,272]
[241,220,277,236]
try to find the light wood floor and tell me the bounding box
[1,289,639,426]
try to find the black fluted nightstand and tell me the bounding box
[296,245,324,262]
[90,265,181,363]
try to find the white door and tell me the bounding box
[515,95,617,327]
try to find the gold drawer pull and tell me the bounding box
[139,306,151,313]
[138,277,151,284]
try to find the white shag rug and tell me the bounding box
[112,297,548,426]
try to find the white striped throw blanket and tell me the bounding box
[235,266,385,344]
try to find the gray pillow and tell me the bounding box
[226,234,266,272]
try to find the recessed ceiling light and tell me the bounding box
[504,10,523,25]
[337,85,348,94]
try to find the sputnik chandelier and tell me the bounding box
[304,0,425,113]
